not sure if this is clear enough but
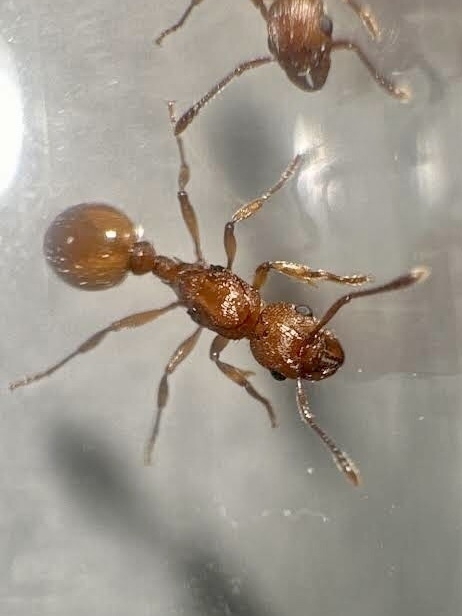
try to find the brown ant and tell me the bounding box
[156,0,409,135]
[10,103,428,485]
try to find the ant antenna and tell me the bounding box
[296,379,360,485]
[309,267,430,340]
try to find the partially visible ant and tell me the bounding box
[156,0,409,135]
[10,103,428,485]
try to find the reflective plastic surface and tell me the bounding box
[1,1,461,615]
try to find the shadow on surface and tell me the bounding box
[49,418,279,616]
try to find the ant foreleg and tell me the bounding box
[296,379,360,485]
[144,326,203,465]
[209,335,278,428]
[309,267,430,339]
[224,154,302,270]
[249,0,269,20]
[331,39,409,100]
[9,302,181,391]
[155,0,206,46]
[174,56,274,135]
[340,0,380,40]
[253,261,371,291]
[168,101,204,263]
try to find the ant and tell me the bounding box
[10,103,428,486]
[156,0,409,135]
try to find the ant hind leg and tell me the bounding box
[144,326,203,465]
[9,302,181,391]
[210,335,278,428]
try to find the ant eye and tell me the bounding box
[187,306,199,318]
[270,370,286,381]
[296,304,313,317]
[320,15,333,36]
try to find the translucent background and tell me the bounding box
[1,1,461,614]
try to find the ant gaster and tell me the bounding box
[10,103,428,486]
[156,0,409,135]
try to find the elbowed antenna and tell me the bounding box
[296,378,360,486]
[308,267,430,340]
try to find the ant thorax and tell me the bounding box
[175,264,262,340]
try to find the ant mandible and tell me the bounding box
[156,0,409,135]
[10,103,428,486]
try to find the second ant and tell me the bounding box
[156,0,408,134]
[11,103,428,486]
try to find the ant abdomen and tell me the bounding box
[44,203,138,290]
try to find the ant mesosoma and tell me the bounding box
[11,103,428,485]
[156,0,409,135]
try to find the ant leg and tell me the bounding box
[224,154,302,270]
[210,335,278,428]
[249,0,269,20]
[253,261,371,291]
[331,39,409,100]
[155,0,206,46]
[309,267,430,339]
[175,56,274,135]
[144,326,203,465]
[296,379,360,486]
[9,302,181,391]
[340,0,380,40]
[167,101,204,263]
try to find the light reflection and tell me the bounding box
[293,115,332,228]
[415,125,447,212]
[0,38,23,196]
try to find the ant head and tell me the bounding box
[267,0,333,91]
[250,302,344,381]
[299,327,344,380]
[44,203,155,290]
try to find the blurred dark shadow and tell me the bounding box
[204,92,313,266]
[207,95,277,196]
[49,418,279,616]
